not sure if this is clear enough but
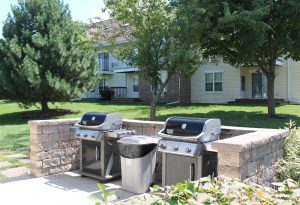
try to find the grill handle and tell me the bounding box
[96,146,100,161]
[189,163,195,181]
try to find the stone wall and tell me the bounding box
[28,119,288,186]
[29,119,80,177]
[212,128,288,186]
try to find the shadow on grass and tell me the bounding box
[143,110,300,129]
[0,109,80,126]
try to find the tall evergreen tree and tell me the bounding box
[0,0,99,112]
[173,0,300,117]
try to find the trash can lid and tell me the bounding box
[118,135,159,145]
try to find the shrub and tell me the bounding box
[276,121,300,182]
[151,177,300,205]
[100,89,114,100]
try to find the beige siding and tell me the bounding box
[289,60,300,102]
[105,73,126,87]
[126,73,139,98]
[274,65,288,100]
[191,63,240,103]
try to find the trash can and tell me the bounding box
[118,135,159,194]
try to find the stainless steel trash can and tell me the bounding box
[118,135,159,194]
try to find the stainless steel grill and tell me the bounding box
[73,112,134,181]
[157,117,221,186]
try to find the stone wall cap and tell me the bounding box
[211,129,289,152]
[28,118,80,126]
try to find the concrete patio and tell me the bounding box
[0,171,147,205]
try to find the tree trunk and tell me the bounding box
[149,83,166,121]
[150,94,159,121]
[41,100,49,113]
[266,73,276,117]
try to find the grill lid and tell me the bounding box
[80,112,108,126]
[164,117,207,137]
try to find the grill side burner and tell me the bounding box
[72,112,133,181]
[158,117,221,186]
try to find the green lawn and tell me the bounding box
[0,100,300,151]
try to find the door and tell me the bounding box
[240,76,246,98]
[81,140,101,176]
[252,73,267,98]
[252,73,263,98]
[163,153,201,186]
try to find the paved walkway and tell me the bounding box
[0,150,30,179]
[0,171,152,205]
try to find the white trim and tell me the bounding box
[114,67,139,73]
[204,71,224,93]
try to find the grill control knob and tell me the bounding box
[159,144,166,149]
[84,134,88,137]
[76,133,80,136]
[173,146,178,151]
[185,147,192,153]
[91,134,95,138]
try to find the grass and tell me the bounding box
[0,99,300,151]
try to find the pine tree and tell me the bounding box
[0,0,99,112]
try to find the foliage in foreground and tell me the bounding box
[277,121,300,182]
[151,177,300,205]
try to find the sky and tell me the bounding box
[0,0,106,38]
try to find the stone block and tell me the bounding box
[31,160,43,169]
[58,125,71,133]
[218,151,245,167]
[58,141,72,149]
[62,164,72,172]
[31,142,58,152]
[30,151,49,160]
[30,167,50,177]
[247,161,257,177]
[71,139,80,147]
[47,133,60,142]
[218,165,247,179]
[61,157,72,165]
[30,125,43,134]
[59,132,72,140]
[43,126,59,134]
[65,147,76,157]
[49,149,65,158]
[49,167,63,175]
[43,158,60,168]
[257,154,272,172]
[30,134,48,143]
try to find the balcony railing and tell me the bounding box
[99,87,127,99]
[111,87,127,98]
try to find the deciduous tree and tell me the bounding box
[100,0,202,120]
[173,0,300,117]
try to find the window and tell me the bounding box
[98,53,109,71]
[205,71,223,92]
[133,75,139,92]
[151,71,168,92]
[241,76,245,91]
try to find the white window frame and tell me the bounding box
[98,52,110,71]
[204,70,223,93]
[132,75,139,93]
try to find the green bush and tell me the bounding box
[151,177,300,205]
[276,121,300,182]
